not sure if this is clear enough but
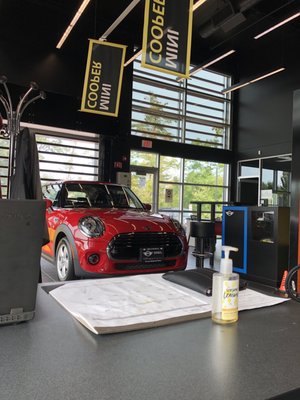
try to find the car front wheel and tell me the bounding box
[56,238,75,281]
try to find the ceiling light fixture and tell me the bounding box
[193,0,207,12]
[124,49,142,67]
[189,49,236,76]
[56,0,91,49]
[100,0,142,41]
[177,49,235,81]
[254,12,300,39]
[221,67,285,94]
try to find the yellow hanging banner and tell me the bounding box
[142,0,193,78]
[81,40,126,117]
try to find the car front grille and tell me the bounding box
[107,232,183,260]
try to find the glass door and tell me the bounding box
[130,166,158,212]
[237,155,292,207]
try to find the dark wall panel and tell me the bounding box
[236,76,293,159]
[0,44,133,139]
[0,0,135,137]
[234,32,300,160]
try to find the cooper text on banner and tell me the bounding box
[81,40,126,117]
[141,0,193,78]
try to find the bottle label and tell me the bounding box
[221,280,238,320]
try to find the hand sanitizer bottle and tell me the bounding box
[212,246,239,324]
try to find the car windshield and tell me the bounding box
[62,183,144,209]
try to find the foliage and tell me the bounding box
[132,94,174,140]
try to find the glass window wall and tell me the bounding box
[132,58,232,149]
[131,150,229,225]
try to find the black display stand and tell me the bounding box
[223,206,290,287]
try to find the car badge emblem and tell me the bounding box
[226,211,234,216]
[143,225,151,231]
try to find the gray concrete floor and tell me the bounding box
[41,258,59,283]
[41,238,222,283]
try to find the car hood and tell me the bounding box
[66,208,178,235]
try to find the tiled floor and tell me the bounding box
[41,239,222,283]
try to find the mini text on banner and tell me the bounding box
[81,39,126,117]
[141,0,193,78]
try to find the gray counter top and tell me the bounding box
[0,285,300,400]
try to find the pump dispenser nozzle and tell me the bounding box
[220,245,238,274]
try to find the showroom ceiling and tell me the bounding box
[1,0,300,73]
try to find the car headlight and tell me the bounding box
[171,218,185,233]
[78,216,105,238]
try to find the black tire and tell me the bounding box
[285,265,300,302]
[56,237,75,281]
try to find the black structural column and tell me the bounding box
[290,89,300,267]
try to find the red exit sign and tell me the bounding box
[142,140,152,149]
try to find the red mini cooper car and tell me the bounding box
[42,180,188,281]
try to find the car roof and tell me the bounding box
[43,180,126,187]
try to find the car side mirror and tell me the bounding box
[45,199,53,209]
[143,203,151,211]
